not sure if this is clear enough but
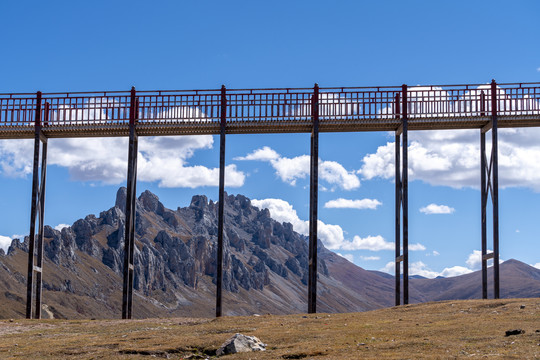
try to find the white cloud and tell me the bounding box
[54,224,70,231]
[236,147,360,190]
[380,248,506,279]
[466,250,483,270]
[359,126,540,191]
[337,253,354,263]
[432,250,440,256]
[251,198,393,251]
[233,146,280,161]
[0,136,246,188]
[316,221,346,250]
[324,198,382,210]
[340,235,393,251]
[410,261,441,278]
[532,263,540,269]
[409,243,427,251]
[319,161,361,190]
[0,139,34,178]
[380,261,397,274]
[251,198,309,235]
[270,154,310,186]
[419,204,455,215]
[380,260,473,279]
[251,198,427,252]
[440,266,473,277]
[0,235,12,253]
[537,67,540,72]
[359,255,380,261]
[466,249,504,270]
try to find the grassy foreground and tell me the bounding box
[0,298,539,359]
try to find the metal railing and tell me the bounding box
[1,82,540,131]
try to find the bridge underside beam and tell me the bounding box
[2,115,540,139]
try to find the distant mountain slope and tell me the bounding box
[410,259,540,301]
[0,189,537,320]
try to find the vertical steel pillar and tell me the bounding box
[216,85,227,317]
[122,87,138,319]
[479,81,500,300]
[26,94,48,319]
[480,91,488,299]
[394,85,409,305]
[308,84,319,314]
[394,93,402,306]
[490,80,500,299]
[402,85,409,305]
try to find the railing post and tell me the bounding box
[490,79,500,299]
[26,92,48,319]
[122,87,138,319]
[308,83,319,314]
[216,85,227,317]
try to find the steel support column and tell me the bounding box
[491,80,500,299]
[216,85,227,317]
[26,94,48,319]
[479,80,500,299]
[394,93,402,306]
[480,125,488,299]
[395,85,409,305]
[308,84,319,314]
[122,87,138,319]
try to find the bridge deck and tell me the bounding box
[1,82,539,139]
[1,115,540,139]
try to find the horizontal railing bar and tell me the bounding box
[2,81,540,98]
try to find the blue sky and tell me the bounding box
[1,0,539,277]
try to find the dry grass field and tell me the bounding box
[0,298,539,359]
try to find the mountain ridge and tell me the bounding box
[0,188,538,319]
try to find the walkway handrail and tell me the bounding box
[1,81,540,131]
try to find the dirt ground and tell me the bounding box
[0,298,539,359]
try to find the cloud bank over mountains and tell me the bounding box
[251,197,425,254]
[0,136,245,188]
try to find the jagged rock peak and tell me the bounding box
[115,187,127,212]
[190,195,209,210]
[139,190,162,213]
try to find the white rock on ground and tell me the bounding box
[216,333,266,356]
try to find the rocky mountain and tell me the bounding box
[0,188,399,319]
[0,189,538,320]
